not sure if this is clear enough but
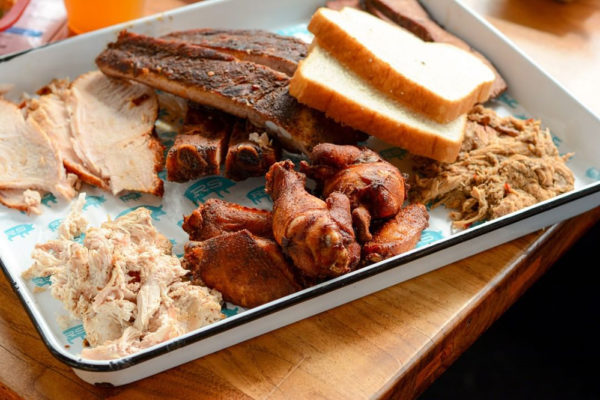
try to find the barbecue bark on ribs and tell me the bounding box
[162,29,308,77]
[225,120,281,181]
[95,31,366,155]
[301,144,407,242]
[182,198,274,241]
[166,104,233,182]
[362,203,429,264]
[266,160,361,279]
[363,0,507,98]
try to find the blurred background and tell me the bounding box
[421,220,600,399]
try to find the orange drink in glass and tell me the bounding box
[63,0,145,34]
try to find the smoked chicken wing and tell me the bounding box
[362,203,429,264]
[301,143,407,242]
[266,160,360,279]
[185,230,301,308]
[182,198,273,241]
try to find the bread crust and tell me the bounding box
[308,7,494,124]
[289,54,465,163]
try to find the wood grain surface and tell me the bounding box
[1,0,599,399]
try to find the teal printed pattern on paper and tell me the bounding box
[120,192,142,202]
[83,195,106,210]
[185,176,235,206]
[222,305,239,317]
[586,167,600,181]
[416,230,444,248]
[246,186,271,206]
[276,24,311,38]
[41,193,57,207]
[551,133,562,148]
[380,147,407,161]
[32,276,52,287]
[116,205,167,221]
[48,218,63,232]
[73,233,85,244]
[177,219,184,227]
[158,170,167,181]
[63,324,86,344]
[4,224,34,241]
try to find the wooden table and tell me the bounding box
[1,0,599,398]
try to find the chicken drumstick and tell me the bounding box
[266,160,360,279]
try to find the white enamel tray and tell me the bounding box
[1,0,599,386]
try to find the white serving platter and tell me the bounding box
[1,0,599,386]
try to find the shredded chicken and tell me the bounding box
[411,106,575,229]
[23,194,224,360]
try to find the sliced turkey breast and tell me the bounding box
[0,189,42,215]
[26,79,108,189]
[67,71,164,196]
[0,98,76,201]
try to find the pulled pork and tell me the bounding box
[411,106,574,229]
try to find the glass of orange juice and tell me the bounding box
[63,0,145,34]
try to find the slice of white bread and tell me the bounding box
[308,7,495,123]
[289,45,466,163]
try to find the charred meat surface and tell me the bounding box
[0,98,76,203]
[162,29,308,76]
[364,0,507,98]
[301,144,407,242]
[182,198,274,241]
[185,230,301,308]
[95,31,366,155]
[362,203,429,264]
[225,120,281,181]
[411,106,575,229]
[166,104,233,182]
[266,160,360,279]
[67,71,164,196]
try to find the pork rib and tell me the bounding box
[166,104,233,182]
[96,31,366,155]
[162,29,308,76]
[225,120,281,181]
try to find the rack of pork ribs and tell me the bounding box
[182,144,429,309]
[96,29,368,182]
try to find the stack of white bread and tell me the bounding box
[289,7,496,163]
